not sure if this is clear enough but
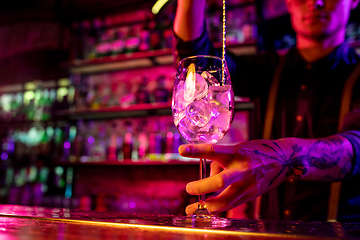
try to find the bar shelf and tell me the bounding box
[56,101,254,120]
[51,159,201,166]
[63,40,258,74]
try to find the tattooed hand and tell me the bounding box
[180,136,353,215]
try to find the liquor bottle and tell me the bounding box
[122,121,133,160]
[107,122,117,161]
[71,73,86,110]
[54,125,64,162]
[152,75,170,103]
[135,77,151,104]
[95,29,113,58]
[82,121,95,162]
[162,16,173,49]
[125,25,141,53]
[149,19,161,50]
[108,131,117,161]
[70,124,83,163]
[111,27,126,55]
[80,20,96,60]
[107,82,120,107]
[61,125,71,162]
[92,124,106,162]
[137,121,149,160]
[139,22,150,52]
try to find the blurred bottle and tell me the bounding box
[111,27,126,55]
[32,166,49,206]
[139,22,150,52]
[107,82,121,107]
[96,29,113,58]
[56,78,71,110]
[92,124,106,162]
[40,89,52,121]
[122,121,133,160]
[71,74,88,110]
[80,20,96,60]
[64,167,74,200]
[54,123,65,162]
[61,125,71,162]
[47,166,66,204]
[125,25,141,53]
[135,77,151,104]
[137,121,149,160]
[69,124,82,163]
[147,121,162,160]
[152,75,170,103]
[10,92,24,121]
[162,16,173,49]
[108,128,117,161]
[90,84,102,109]
[82,121,95,162]
[149,19,162,50]
[70,21,83,60]
[23,82,36,121]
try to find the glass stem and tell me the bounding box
[198,158,207,209]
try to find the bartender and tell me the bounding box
[172,0,360,221]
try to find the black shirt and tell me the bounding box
[174,28,360,221]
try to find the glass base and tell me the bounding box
[173,208,231,228]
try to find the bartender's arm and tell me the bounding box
[173,0,206,41]
[180,133,359,215]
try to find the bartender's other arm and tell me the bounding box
[180,135,355,215]
[173,0,206,41]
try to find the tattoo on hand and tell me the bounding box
[254,139,351,186]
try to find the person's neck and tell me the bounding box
[296,34,344,63]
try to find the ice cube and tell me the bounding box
[185,64,209,102]
[177,116,202,143]
[186,100,212,128]
[173,81,191,112]
[208,103,232,131]
[201,71,220,86]
[208,85,232,108]
[173,108,186,127]
[194,73,209,100]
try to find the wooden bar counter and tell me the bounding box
[0,204,360,239]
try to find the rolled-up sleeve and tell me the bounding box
[172,24,218,65]
[339,130,360,178]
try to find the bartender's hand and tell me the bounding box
[179,136,354,215]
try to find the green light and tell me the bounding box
[50,89,56,102]
[57,87,68,102]
[39,167,49,183]
[46,126,54,139]
[69,126,77,142]
[34,89,41,105]
[28,166,37,182]
[23,91,35,106]
[58,78,70,87]
[151,0,169,14]
[68,86,75,103]
[1,94,12,112]
[55,166,64,175]
[24,82,36,90]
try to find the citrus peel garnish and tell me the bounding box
[184,63,196,102]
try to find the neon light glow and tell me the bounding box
[151,0,169,14]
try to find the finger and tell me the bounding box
[186,168,242,195]
[179,144,240,166]
[210,161,223,177]
[205,184,253,214]
[185,202,198,215]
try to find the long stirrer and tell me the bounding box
[221,0,226,84]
